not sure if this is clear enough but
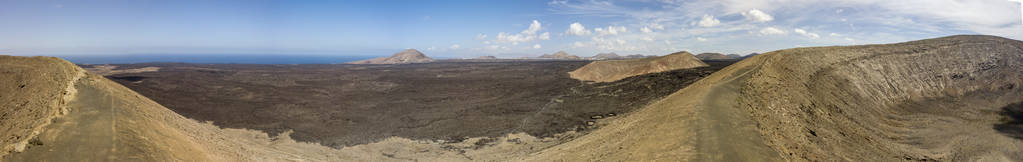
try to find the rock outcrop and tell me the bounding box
[738,35,1023,161]
[568,51,709,82]
[347,49,435,64]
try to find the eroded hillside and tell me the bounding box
[528,35,1023,161]
[739,35,1023,161]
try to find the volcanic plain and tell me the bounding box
[84,60,734,148]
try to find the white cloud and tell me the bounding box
[696,37,707,41]
[650,23,665,30]
[523,20,542,35]
[573,41,586,47]
[829,33,842,37]
[450,44,461,49]
[698,14,721,27]
[533,44,542,49]
[594,25,628,36]
[642,36,655,42]
[741,9,774,22]
[475,33,487,40]
[567,22,591,36]
[539,0,1023,56]
[759,27,786,35]
[794,28,820,39]
[496,32,529,43]
[482,41,491,44]
[426,46,436,50]
[494,20,548,45]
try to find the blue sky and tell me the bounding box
[1,0,1022,58]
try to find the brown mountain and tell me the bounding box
[0,56,344,161]
[624,54,654,59]
[347,49,435,64]
[568,51,709,82]
[533,35,1023,161]
[586,52,623,60]
[474,56,497,59]
[538,51,582,60]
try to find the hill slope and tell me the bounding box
[568,51,709,82]
[0,56,355,161]
[347,49,435,64]
[538,51,582,59]
[529,35,1023,161]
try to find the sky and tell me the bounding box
[1,0,1022,58]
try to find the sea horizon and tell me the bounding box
[48,54,382,64]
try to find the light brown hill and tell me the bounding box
[0,56,354,161]
[568,51,709,82]
[538,51,582,59]
[586,52,622,60]
[347,49,435,64]
[529,35,1023,161]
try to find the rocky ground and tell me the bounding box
[88,60,733,148]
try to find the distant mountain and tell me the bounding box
[474,56,497,59]
[347,49,435,64]
[694,53,741,60]
[586,53,623,60]
[538,51,582,60]
[742,53,760,59]
[624,54,654,59]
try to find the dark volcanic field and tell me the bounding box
[91,60,734,147]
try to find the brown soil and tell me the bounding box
[738,35,1023,161]
[1,56,351,161]
[0,56,84,158]
[91,60,733,148]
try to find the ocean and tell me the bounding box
[54,54,379,64]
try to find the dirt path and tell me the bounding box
[4,81,120,161]
[691,65,781,161]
